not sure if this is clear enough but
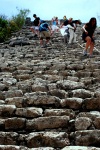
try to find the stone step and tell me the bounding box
[0,25,100,149]
[0,130,100,148]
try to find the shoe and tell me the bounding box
[41,45,46,48]
[45,44,48,47]
[83,50,87,56]
[34,34,38,37]
[72,41,78,44]
[83,54,87,56]
[67,43,72,48]
[89,54,94,58]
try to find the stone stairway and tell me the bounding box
[0,25,100,150]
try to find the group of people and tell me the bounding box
[60,17,81,44]
[30,14,97,58]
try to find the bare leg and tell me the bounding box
[40,39,44,46]
[85,36,91,50]
[30,27,34,34]
[89,42,94,55]
[83,36,91,55]
[35,29,40,37]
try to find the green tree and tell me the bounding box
[11,7,30,29]
[0,8,30,43]
[0,17,8,42]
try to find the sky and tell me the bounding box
[0,0,100,25]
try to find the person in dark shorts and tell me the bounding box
[82,17,97,57]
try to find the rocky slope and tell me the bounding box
[0,25,100,150]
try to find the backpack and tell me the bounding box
[39,22,48,31]
[40,19,45,24]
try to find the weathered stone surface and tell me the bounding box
[4,90,23,98]
[0,24,100,149]
[75,130,100,146]
[0,145,28,150]
[0,105,16,116]
[0,132,18,145]
[26,132,70,148]
[26,116,69,130]
[93,117,100,129]
[5,117,26,130]
[57,80,85,90]
[62,146,100,150]
[15,107,43,118]
[75,117,92,130]
[44,109,75,119]
[84,98,100,110]
[24,93,61,107]
[61,97,83,109]
[5,97,25,107]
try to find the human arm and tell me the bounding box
[67,24,74,30]
[60,22,64,28]
[82,24,88,34]
[48,26,53,35]
[38,19,41,26]
[37,17,41,26]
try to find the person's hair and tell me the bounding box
[88,17,97,29]
[72,20,81,25]
[33,14,36,17]
[69,18,73,21]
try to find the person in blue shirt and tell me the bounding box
[39,21,52,48]
[51,16,59,34]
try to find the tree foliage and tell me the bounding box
[0,16,9,42]
[11,7,30,29]
[0,8,30,43]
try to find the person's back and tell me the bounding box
[34,16,40,26]
[39,22,49,32]
[63,19,69,26]
[39,22,52,48]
